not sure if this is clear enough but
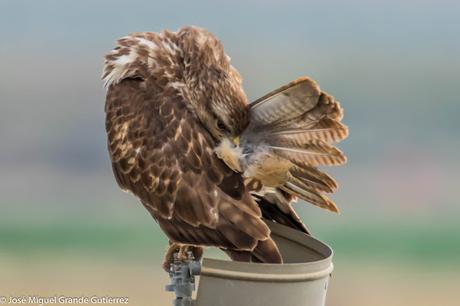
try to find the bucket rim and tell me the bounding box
[200,221,334,282]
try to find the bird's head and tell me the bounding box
[103,26,249,144]
[175,26,249,142]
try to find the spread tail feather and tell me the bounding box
[271,141,347,167]
[289,166,337,193]
[240,76,348,214]
[249,77,320,126]
[268,118,348,145]
[281,182,339,213]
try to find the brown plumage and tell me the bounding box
[103,26,348,268]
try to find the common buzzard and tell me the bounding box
[103,26,348,269]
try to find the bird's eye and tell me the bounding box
[216,120,228,133]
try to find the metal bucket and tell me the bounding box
[194,221,334,306]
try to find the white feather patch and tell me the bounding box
[214,138,243,172]
[136,37,158,49]
[103,51,138,87]
[102,36,159,88]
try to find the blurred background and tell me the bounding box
[1,0,459,305]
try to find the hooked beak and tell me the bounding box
[232,136,240,146]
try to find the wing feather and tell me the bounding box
[271,140,347,167]
[238,76,347,216]
[249,77,321,126]
[289,165,337,193]
[267,119,348,145]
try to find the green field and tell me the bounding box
[1,219,459,306]
[1,219,459,266]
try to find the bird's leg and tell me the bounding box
[177,245,204,262]
[188,245,204,262]
[162,242,180,272]
[163,243,204,272]
[177,245,188,261]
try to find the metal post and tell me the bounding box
[165,252,201,306]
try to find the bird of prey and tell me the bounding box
[103,26,348,269]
